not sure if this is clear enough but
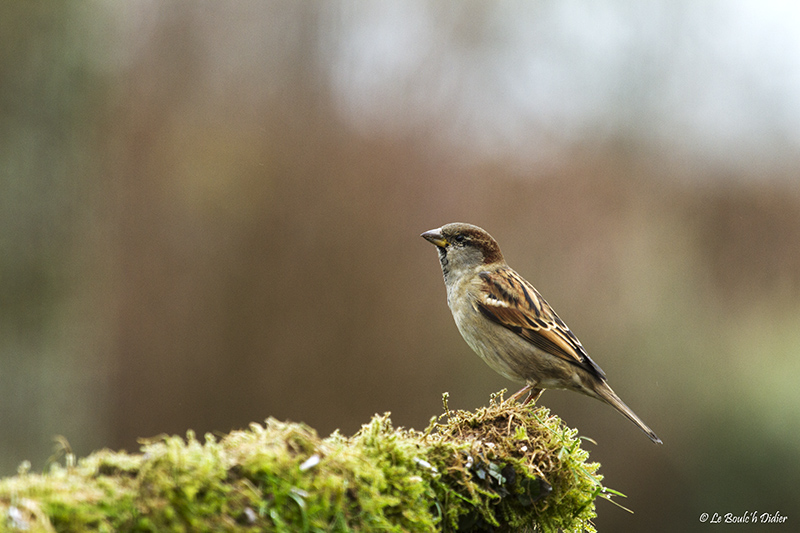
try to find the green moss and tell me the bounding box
[0,392,619,532]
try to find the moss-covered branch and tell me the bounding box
[0,392,621,532]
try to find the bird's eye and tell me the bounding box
[454,234,466,244]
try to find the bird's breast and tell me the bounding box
[448,298,528,383]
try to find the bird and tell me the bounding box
[421,222,662,444]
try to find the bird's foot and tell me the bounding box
[510,385,543,405]
[521,388,543,405]
[509,384,530,402]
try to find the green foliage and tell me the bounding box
[0,392,617,532]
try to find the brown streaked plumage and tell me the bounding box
[421,222,662,444]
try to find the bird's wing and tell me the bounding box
[476,269,606,380]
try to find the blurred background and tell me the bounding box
[2,1,799,530]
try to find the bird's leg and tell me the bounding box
[510,384,531,402]
[522,388,543,406]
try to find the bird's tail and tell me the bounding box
[592,381,662,444]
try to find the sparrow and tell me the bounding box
[422,222,662,444]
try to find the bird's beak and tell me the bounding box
[421,228,448,248]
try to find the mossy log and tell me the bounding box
[0,392,622,532]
